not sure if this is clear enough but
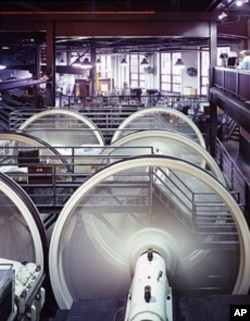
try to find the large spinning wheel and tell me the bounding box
[17,109,105,174]
[0,132,74,212]
[49,155,250,309]
[18,108,105,146]
[0,172,46,268]
[111,107,206,148]
[98,130,225,185]
[0,132,71,182]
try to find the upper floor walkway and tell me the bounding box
[213,67,250,102]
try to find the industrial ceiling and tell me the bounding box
[0,0,249,14]
[0,0,249,66]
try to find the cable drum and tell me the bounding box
[97,130,225,185]
[49,155,250,309]
[111,107,206,148]
[18,108,105,146]
[0,172,46,269]
[0,132,71,173]
[0,132,73,207]
[17,109,105,175]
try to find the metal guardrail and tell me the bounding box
[153,167,238,250]
[0,109,10,130]
[0,143,243,295]
[0,145,153,210]
[7,104,204,146]
[57,93,208,110]
[0,143,239,247]
[8,108,47,131]
[213,67,250,101]
[215,138,249,222]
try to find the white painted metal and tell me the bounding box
[111,107,206,148]
[49,156,250,309]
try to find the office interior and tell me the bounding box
[0,1,250,321]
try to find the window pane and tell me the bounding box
[173,75,181,82]
[160,52,181,94]
[173,84,181,92]
[162,83,171,91]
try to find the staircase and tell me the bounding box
[226,117,240,141]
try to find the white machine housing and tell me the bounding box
[0,258,45,321]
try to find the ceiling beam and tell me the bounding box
[170,0,181,10]
[12,1,43,12]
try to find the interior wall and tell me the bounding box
[181,51,199,95]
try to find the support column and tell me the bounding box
[209,21,217,157]
[46,22,56,106]
[247,20,250,49]
[89,42,96,97]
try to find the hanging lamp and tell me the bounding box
[120,57,128,66]
[140,57,149,66]
[82,57,92,69]
[95,57,102,67]
[174,58,185,67]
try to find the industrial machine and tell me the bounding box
[0,173,47,321]
[0,259,45,321]
[0,106,249,320]
[49,155,250,319]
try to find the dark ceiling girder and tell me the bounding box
[210,87,250,132]
[11,1,43,12]
[205,0,227,12]
[0,77,47,91]
[170,0,180,10]
[207,0,239,12]
[123,0,132,11]
[1,1,249,15]
[0,12,217,40]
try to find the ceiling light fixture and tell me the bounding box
[120,57,128,66]
[140,57,149,66]
[81,57,92,69]
[72,58,82,67]
[236,0,248,6]
[174,58,185,68]
[95,57,102,67]
[218,11,228,20]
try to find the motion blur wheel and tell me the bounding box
[49,155,250,309]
